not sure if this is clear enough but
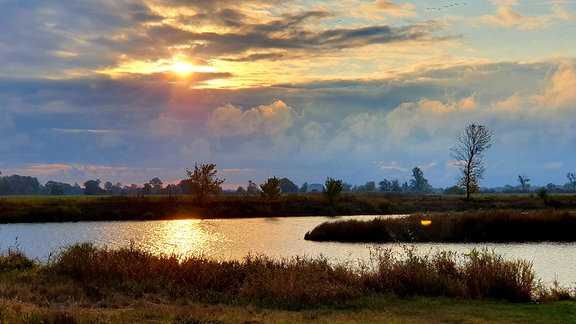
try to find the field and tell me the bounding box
[2,192,576,223]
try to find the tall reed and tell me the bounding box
[48,242,548,305]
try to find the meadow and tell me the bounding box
[0,242,575,323]
[1,192,576,223]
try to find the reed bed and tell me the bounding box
[305,210,576,243]
[43,242,570,305]
[0,241,573,322]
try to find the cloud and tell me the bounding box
[379,161,408,172]
[420,162,438,170]
[480,2,570,29]
[533,62,576,109]
[207,100,297,138]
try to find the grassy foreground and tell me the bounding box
[1,243,575,323]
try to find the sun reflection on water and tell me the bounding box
[146,219,225,259]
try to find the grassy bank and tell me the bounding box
[1,243,575,322]
[2,193,576,223]
[305,210,576,243]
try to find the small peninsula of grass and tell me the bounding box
[304,210,576,243]
[1,243,575,322]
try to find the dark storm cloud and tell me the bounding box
[132,16,448,61]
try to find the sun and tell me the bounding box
[171,62,195,74]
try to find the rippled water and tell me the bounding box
[1,215,574,286]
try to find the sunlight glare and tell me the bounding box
[171,62,196,74]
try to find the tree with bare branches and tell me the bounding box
[450,124,492,200]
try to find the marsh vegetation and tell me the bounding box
[0,243,574,323]
[305,210,576,243]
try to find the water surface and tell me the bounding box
[1,215,574,286]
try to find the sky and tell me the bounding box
[0,0,575,190]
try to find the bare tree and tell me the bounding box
[186,163,225,206]
[450,124,492,200]
[518,175,530,192]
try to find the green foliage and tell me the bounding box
[323,177,343,204]
[260,177,281,201]
[409,167,432,193]
[186,163,225,206]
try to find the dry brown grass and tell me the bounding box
[306,210,576,243]
[1,243,575,323]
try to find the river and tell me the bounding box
[1,215,574,286]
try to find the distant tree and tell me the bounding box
[104,181,114,193]
[391,179,401,192]
[141,183,152,196]
[260,177,281,201]
[567,173,576,192]
[149,177,163,194]
[365,181,376,192]
[186,163,225,205]
[246,180,260,195]
[450,123,492,200]
[342,182,353,192]
[49,182,64,195]
[444,185,465,195]
[518,175,531,192]
[83,179,106,195]
[401,181,410,192]
[279,178,299,194]
[409,167,432,193]
[176,180,188,195]
[323,177,343,204]
[299,182,309,193]
[379,179,392,192]
[165,184,180,196]
[354,181,376,193]
[236,186,246,194]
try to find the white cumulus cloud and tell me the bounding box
[207,100,297,138]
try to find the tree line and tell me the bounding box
[1,124,575,198]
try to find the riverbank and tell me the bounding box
[1,243,575,323]
[305,210,576,243]
[2,193,576,223]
